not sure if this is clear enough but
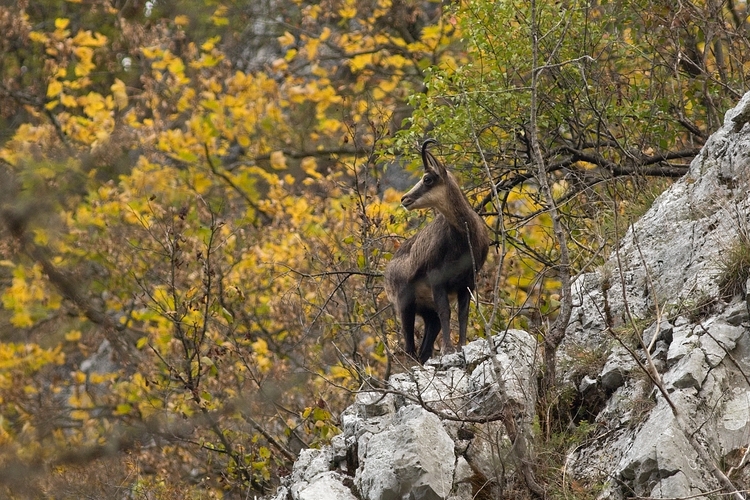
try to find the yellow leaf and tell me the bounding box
[70,410,89,420]
[284,48,298,62]
[301,157,321,179]
[115,403,132,415]
[306,37,321,60]
[10,312,33,328]
[55,18,70,30]
[29,31,48,43]
[65,330,82,342]
[81,91,107,117]
[270,151,287,170]
[383,53,408,68]
[211,5,229,25]
[311,64,327,77]
[339,5,356,19]
[271,58,288,71]
[330,365,352,380]
[60,94,78,108]
[192,171,212,194]
[174,15,190,26]
[349,53,373,72]
[111,78,128,110]
[33,228,48,245]
[201,36,220,51]
[142,46,162,59]
[47,80,63,98]
[73,46,95,77]
[278,31,295,47]
[378,77,398,93]
[305,5,322,20]
[72,30,108,47]
[421,25,442,43]
[251,338,268,356]
[167,57,185,75]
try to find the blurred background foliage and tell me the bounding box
[0,0,747,496]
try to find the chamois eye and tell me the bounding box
[423,174,434,186]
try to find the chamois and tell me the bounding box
[385,140,490,364]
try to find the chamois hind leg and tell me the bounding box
[457,288,472,346]
[398,301,417,359]
[418,310,441,364]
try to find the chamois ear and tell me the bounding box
[421,139,447,179]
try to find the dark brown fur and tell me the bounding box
[385,140,490,363]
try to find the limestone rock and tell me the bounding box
[265,329,538,500]
[600,345,635,393]
[295,472,357,500]
[560,91,750,498]
[356,404,455,500]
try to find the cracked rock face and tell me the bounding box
[266,330,538,500]
[355,405,455,500]
[561,92,750,498]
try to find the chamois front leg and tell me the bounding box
[457,288,471,346]
[431,285,454,355]
[418,310,441,364]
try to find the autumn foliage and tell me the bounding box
[0,0,747,497]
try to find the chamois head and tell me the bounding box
[400,139,455,212]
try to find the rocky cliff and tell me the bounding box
[268,93,750,500]
[560,89,750,498]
